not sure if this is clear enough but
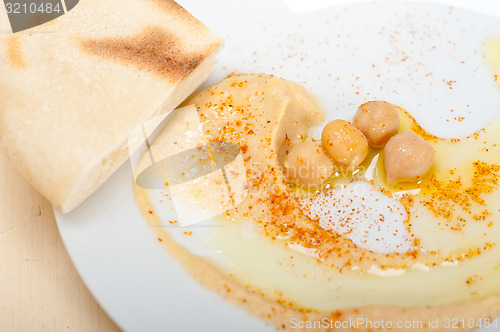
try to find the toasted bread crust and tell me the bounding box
[5,36,25,68]
[147,0,201,26]
[0,0,223,212]
[81,26,220,83]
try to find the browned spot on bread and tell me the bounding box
[80,26,219,83]
[6,36,25,68]
[147,0,200,26]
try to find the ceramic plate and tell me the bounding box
[55,1,500,330]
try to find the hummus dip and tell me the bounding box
[135,74,500,331]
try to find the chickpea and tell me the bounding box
[353,101,400,148]
[321,119,369,170]
[384,131,434,185]
[284,142,334,187]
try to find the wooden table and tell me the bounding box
[0,152,121,332]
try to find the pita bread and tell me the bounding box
[0,0,223,212]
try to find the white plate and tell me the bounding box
[55,1,500,331]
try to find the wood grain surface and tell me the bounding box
[0,152,121,332]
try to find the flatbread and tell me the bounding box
[0,0,223,212]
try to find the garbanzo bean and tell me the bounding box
[353,101,400,147]
[284,142,334,187]
[384,131,434,185]
[321,119,368,170]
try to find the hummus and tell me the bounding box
[135,74,500,331]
